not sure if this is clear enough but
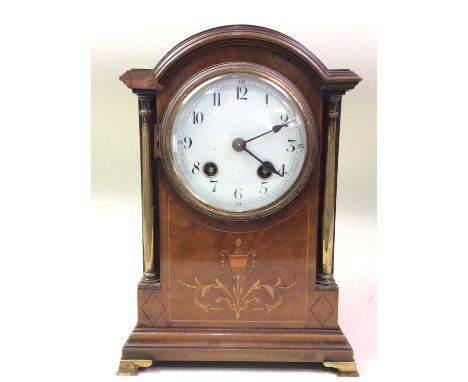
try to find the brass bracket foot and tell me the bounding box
[323,362,359,377]
[117,359,153,376]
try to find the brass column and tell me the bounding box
[136,91,159,284]
[317,95,342,288]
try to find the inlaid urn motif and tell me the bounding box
[220,238,256,272]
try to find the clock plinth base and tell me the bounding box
[119,326,357,376]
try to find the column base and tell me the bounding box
[316,274,338,290]
[140,272,159,285]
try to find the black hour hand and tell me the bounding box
[261,161,278,174]
[243,147,283,177]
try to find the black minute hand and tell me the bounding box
[245,119,297,143]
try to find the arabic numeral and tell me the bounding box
[182,136,192,149]
[192,111,204,124]
[287,139,296,152]
[234,187,243,200]
[280,113,289,122]
[260,181,268,194]
[210,180,218,192]
[236,86,248,100]
[279,164,286,176]
[213,92,221,106]
[192,161,200,175]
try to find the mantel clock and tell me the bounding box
[117,25,362,377]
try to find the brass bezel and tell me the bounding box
[160,62,318,221]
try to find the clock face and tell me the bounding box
[161,63,317,220]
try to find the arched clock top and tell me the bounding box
[119,25,362,93]
[153,25,362,92]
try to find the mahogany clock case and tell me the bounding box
[118,25,361,376]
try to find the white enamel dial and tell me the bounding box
[166,71,313,216]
